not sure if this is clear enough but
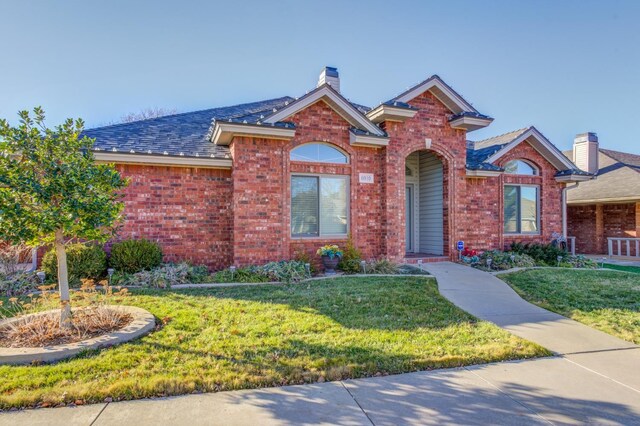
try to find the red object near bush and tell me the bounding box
[461,247,478,257]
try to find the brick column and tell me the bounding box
[383,148,405,261]
[595,203,605,254]
[231,137,287,266]
[636,202,640,238]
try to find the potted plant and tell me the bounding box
[316,245,343,275]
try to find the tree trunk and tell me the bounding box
[54,229,72,329]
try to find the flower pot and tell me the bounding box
[321,255,340,275]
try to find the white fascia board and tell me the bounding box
[394,77,477,114]
[567,195,640,205]
[465,169,502,178]
[486,127,576,171]
[349,131,389,148]
[264,85,385,136]
[366,105,418,124]
[449,116,493,131]
[554,174,593,183]
[212,122,296,145]
[94,152,233,169]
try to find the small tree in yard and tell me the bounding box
[0,107,127,328]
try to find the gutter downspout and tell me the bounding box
[562,183,580,239]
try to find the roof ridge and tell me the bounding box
[600,147,640,157]
[85,96,293,132]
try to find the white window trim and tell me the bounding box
[290,142,350,164]
[503,184,541,236]
[504,159,539,176]
[291,173,350,239]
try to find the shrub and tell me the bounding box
[214,260,309,284]
[293,250,316,275]
[476,250,536,271]
[109,239,163,274]
[561,255,598,269]
[338,236,362,274]
[262,261,308,283]
[42,243,107,286]
[0,271,39,297]
[213,266,271,284]
[510,241,567,266]
[112,262,211,288]
[364,258,399,274]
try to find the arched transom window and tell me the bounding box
[290,143,348,164]
[504,160,537,176]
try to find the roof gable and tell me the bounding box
[391,75,479,115]
[263,84,385,137]
[483,126,576,171]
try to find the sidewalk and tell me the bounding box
[2,263,639,425]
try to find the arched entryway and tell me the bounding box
[404,150,445,256]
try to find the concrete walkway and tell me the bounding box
[425,263,640,387]
[2,263,640,425]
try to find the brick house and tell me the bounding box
[85,67,590,270]
[565,133,640,257]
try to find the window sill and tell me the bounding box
[291,235,349,240]
[503,233,541,236]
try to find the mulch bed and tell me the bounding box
[0,307,132,348]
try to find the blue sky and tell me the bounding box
[1,0,639,152]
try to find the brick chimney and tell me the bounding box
[573,132,599,174]
[317,66,340,92]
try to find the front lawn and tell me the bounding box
[501,269,640,344]
[602,263,640,274]
[0,276,546,409]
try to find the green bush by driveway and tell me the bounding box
[41,243,107,286]
[0,276,547,409]
[501,269,640,344]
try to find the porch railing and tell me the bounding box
[608,237,640,258]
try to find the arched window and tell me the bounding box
[290,143,348,164]
[504,160,537,176]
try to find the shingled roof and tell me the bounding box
[85,97,294,159]
[564,148,640,204]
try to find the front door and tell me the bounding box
[405,184,414,253]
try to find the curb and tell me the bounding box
[0,306,156,365]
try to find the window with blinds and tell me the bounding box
[504,185,539,234]
[291,175,348,237]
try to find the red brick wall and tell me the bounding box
[567,205,599,253]
[110,93,570,269]
[495,142,565,250]
[383,91,466,260]
[568,202,638,254]
[114,164,233,270]
[230,100,385,266]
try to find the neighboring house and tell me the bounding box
[84,67,589,269]
[565,134,640,256]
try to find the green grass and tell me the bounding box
[501,269,640,344]
[0,276,547,409]
[602,263,640,274]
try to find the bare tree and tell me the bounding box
[119,107,178,123]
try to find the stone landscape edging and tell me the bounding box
[490,266,614,276]
[0,305,155,366]
[170,273,433,289]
